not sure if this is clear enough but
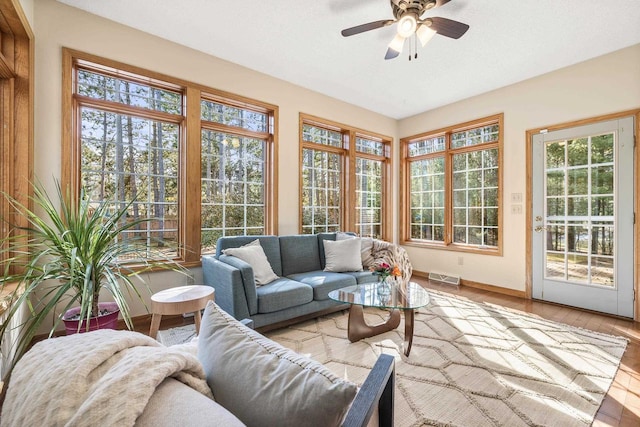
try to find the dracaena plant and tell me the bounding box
[0,179,188,365]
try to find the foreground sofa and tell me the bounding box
[1,302,395,427]
[203,233,380,329]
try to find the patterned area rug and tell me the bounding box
[265,291,628,427]
[156,291,627,426]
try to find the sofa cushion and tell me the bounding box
[287,271,357,300]
[198,301,358,427]
[223,239,278,285]
[343,270,379,284]
[135,378,245,427]
[216,235,283,276]
[256,278,314,313]
[279,235,321,276]
[323,238,363,272]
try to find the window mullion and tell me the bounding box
[445,134,453,246]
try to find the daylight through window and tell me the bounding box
[402,114,503,254]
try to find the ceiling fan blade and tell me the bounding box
[384,47,401,60]
[385,34,405,60]
[341,19,394,37]
[428,16,469,39]
[434,0,452,8]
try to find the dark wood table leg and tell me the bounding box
[403,309,415,356]
[347,304,401,342]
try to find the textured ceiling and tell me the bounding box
[57,0,640,119]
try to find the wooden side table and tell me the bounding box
[149,285,215,339]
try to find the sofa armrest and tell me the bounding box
[342,354,395,427]
[202,256,252,320]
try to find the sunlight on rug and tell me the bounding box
[264,290,628,427]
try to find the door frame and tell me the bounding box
[525,109,640,321]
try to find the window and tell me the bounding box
[0,5,32,273]
[300,115,391,239]
[401,114,503,254]
[75,69,182,258]
[63,50,277,263]
[200,97,274,254]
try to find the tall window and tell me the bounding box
[201,97,274,254]
[402,114,503,254]
[300,115,391,239]
[74,67,182,258]
[355,137,386,238]
[63,50,277,262]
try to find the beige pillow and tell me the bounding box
[198,301,357,427]
[323,238,363,272]
[335,232,375,268]
[222,239,278,285]
[360,237,375,268]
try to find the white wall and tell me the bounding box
[33,0,397,325]
[399,44,640,292]
[17,0,33,29]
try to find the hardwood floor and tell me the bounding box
[140,279,640,426]
[410,278,640,427]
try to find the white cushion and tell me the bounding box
[323,238,363,272]
[198,301,357,427]
[136,378,245,427]
[360,237,375,268]
[335,231,354,240]
[222,239,278,286]
[334,232,375,269]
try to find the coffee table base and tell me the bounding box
[347,304,416,356]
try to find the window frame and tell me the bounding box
[299,113,392,240]
[199,92,277,252]
[401,113,504,255]
[0,2,33,290]
[62,49,278,266]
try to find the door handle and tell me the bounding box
[534,225,547,232]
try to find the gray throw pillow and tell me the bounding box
[198,302,358,427]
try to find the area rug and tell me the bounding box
[266,291,628,427]
[156,291,627,427]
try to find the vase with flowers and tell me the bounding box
[370,262,401,296]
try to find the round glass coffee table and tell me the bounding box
[328,281,430,356]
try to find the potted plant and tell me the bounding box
[0,179,188,365]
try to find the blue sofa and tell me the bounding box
[202,233,378,329]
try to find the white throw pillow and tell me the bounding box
[335,232,374,269]
[335,231,354,241]
[323,238,363,272]
[360,237,375,268]
[222,240,278,286]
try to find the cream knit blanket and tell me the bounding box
[370,239,413,280]
[1,329,213,427]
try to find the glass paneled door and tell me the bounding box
[532,117,634,317]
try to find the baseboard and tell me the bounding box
[412,270,527,299]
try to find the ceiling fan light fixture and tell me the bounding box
[397,14,417,38]
[388,33,406,53]
[416,23,436,46]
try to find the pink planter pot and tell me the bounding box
[62,301,120,335]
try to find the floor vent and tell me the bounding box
[428,272,461,286]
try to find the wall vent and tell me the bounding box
[428,272,461,286]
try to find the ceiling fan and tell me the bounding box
[341,0,469,60]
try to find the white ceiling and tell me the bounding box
[57,0,640,120]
